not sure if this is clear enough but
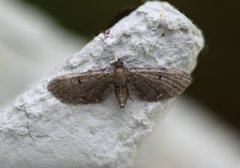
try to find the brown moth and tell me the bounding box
[48,59,192,108]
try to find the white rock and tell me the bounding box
[0,1,204,168]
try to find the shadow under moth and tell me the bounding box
[48,59,192,108]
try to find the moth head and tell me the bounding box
[114,58,124,69]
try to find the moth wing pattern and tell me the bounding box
[127,68,192,101]
[47,68,114,104]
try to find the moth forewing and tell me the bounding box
[126,68,192,101]
[47,68,114,104]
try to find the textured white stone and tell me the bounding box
[0,1,204,168]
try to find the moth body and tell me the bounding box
[114,62,129,108]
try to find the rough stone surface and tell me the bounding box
[0,1,204,168]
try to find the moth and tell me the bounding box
[48,59,192,108]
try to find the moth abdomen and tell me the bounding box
[115,85,129,108]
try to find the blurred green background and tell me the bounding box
[21,0,240,132]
